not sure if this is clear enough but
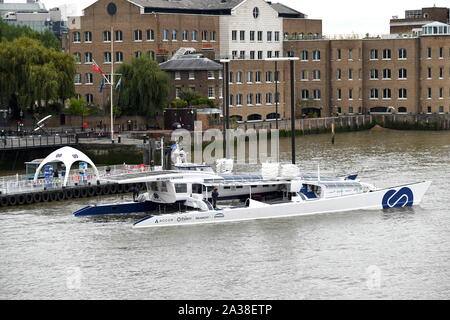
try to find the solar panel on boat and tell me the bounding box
[104,171,178,182]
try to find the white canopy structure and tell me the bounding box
[33,146,100,187]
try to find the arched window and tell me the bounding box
[73,32,80,42]
[398,107,407,113]
[247,114,262,121]
[146,29,154,41]
[230,115,243,121]
[266,113,280,120]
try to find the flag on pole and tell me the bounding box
[115,77,122,90]
[99,79,105,93]
[91,64,105,74]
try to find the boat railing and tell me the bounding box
[0,164,154,195]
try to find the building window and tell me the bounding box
[348,69,353,80]
[300,70,308,81]
[427,106,432,113]
[439,87,444,99]
[172,30,178,41]
[301,50,308,61]
[236,94,243,106]
[399,88,407,99]
[267,31,272,42]
[383,68,391,79]
[370,88,379,99]
[148,51,155,60]
[250,31,255,41]
[202,30,208,41]
[229,94,234,106]
[250,51,255,60]
[134,29,142,41]
[192,30,198,41]
[253,7,259,18]
[312,50,321,61]
[175,88,181,99]
[399,68,407,79]
[85,73,93,84]
[84,52,93,64]
[370,69,379,80]
[312,70,321,80]
[147,29,155,41]
[382,49,391,60]
[232,51,238,59]
[255,93,262,105]
[370,49,378,60]
[267,51,272,58]
[398,48,407,59]
[337,69,342,80]
[103,31,111,42]
[337,89,342,100]
[74,52,81,63]
[189,71,195,80]
[301,90,309,100]
[247,72,253,83]
[336,49,341,60]
[228,72,233,83]
[175,72,181,80]
[349,107,354,114]
[313,89,321,100]
[439,67,444,79]
[383,88,392,99]
[104,51,111,63]
[239,30,245,41]
[265,71,272,82]
[86,94,93,104]
[427,47,432,59]
[74,73,81,84]
[266,93,272,104]
[115,30,122,41]
[255,71,261,82]
[73,32,80,42]
[275,31,280,42]
[439,106,444,113]
[232,30,237,41]
[115,52,123,63]
[439,47,444,58]
[236,72,243,83]
[349,88,353,100]
[163,29,169,41]
[208,71,215,79]
[257,31,263,41]
[247,93,253,105]
[134,51,142,58]
[348,49,353,60]
[210,31,216,41]
[208,87,215,99]
[239,51,245,59]
[257,51,263,59]
[84,31,92,42]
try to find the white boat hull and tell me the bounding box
[132,181,431,229]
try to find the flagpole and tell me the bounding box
[110,26,115,143]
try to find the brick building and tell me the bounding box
[66,0,322,122]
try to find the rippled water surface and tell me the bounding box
[1,130,449,299]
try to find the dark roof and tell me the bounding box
[159,55,223,71]
[133,0,244,14]
[269,2,305,18]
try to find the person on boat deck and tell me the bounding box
[212,188,219,209]
[132,185,140,202]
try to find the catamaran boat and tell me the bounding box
[73,163,431,228]
[130,173,431,229]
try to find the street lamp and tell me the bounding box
[266,57,299,164]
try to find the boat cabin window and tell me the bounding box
[161,181,168,192]
[150,182,159,192]
[175,183,188,193]
[192,184,203,194]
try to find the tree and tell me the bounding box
[0,37,75,115]
[0,21,61,51]
[116,55,170,117]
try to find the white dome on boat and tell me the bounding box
[33,146,99,187]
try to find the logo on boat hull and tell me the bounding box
[382,187,414,209]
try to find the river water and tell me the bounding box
[0,130,449,300]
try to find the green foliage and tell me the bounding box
[176,89,216,109]
[0,21,60,50]
[171,99,188,109]
[0,37,75,114]
[68,98,89,116]
[116,55,170,116]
